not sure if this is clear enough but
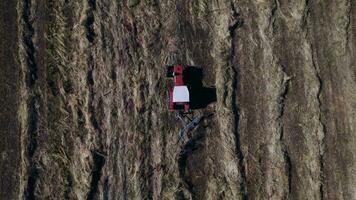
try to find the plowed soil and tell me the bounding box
[1,0,356,199]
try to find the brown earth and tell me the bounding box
[0,0,356,199]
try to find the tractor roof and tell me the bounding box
[173,86,189,102]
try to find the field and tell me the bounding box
[1,0,356,199]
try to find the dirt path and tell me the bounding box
[1,0,356,199]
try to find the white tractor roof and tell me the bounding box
[173,86,189,102]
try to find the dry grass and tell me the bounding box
[10,0,356,199]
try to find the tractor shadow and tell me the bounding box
[183,66,216,109]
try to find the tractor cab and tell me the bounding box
[167,64,190,112]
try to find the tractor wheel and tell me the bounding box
[166,65,174,77]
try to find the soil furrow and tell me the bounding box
[22,0,37,87]
[64,173,73,200]
[20,0,40,199]
[87,151,106,200]
[304,1,327,198]
[283,150,292,194]
[86,0,96,43]
[277,67,290,199]
[138,116,154,199]
[309,42,326,200]
[24,96,39,200]
[178,136,201,198]
[345,0,351,47]
[228,2,247,198]
[85,0,102,138]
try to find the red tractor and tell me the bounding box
[166,64,190,112]
[167,64,210,144]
